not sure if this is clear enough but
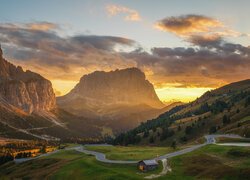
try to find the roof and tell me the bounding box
[140,160,158,166]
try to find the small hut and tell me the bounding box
[138,160,158,172]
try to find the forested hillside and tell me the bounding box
[114,79,250,146]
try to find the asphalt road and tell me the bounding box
[75,146,137,164]
[14,134,250,164]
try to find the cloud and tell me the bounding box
[155,14,250,44]
[187,34,223,48]
[0,22,137,82]
[0,21,59,31]
[25,22,59,31]
[125,37,250,88]
[0,21,249,94]
[71,35,136,51]
[106,4,141,21]
[155,14,222,36]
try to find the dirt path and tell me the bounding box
[144,159,171,179]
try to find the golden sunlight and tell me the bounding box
[51,80,78,96]
[155,87,213,103]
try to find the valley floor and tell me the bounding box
[0,136,250,179]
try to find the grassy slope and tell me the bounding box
[216,137,250,143]
[0,144,249,179]
[166,145,250,179]
[117,80,250,146]
[85,145,177,161]
[0,150,161,180]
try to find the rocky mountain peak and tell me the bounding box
[58,67,164,112]
[0,45,56,113]
[0,44,2,59]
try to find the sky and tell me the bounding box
[0,0,250,102]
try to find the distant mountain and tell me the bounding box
[0,46,55,114]
[57,68,166,131]
[0,47,169,141]
[114,79,250,146]
[0,46,105,141]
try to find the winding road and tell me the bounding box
[14,134,250,164]
[75,146,138,164]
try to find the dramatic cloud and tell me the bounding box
[106,4,141,21]
[71,35,135,51]
[155,15,222,36]
[140,40,250,88]
[0,22,59,31]
[0,22,137,82]
[0,21,249,98]
[187,34,223,48]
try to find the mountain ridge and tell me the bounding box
[0,46,56,114]
[57,68,166,131]
[58,68,164,109]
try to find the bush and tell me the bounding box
[180,136,188,142]
[149,136,155,143]
[160,128,174,141]
[222,115,230,125]
[227,149,250,157]
[185,126,193,135]
[209,126,217,134]
[171,140,177,149]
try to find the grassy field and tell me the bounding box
[240,116,250,123]
[0,144,249,179]
[0,149,162,179]
[85,145,176,161]
[165,145,250,179]
[216,137,250,143]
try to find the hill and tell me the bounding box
[113,79,250,146]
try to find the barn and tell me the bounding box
[138,160,158,172]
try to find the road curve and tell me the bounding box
[75,146,137,164]
[80,134,250,163]
[14,134,249,164]
[154,143,206,161]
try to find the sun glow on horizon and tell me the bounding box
[155,87,213,103]
[53,79,213,102]
[51,80,78,96]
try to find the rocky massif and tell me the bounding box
[0,46,103,141]
[58,68,164,111]
[0,46,168,140]
[57,68,167,132]
[0,46,56,114]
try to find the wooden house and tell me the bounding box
[138,160,158,172]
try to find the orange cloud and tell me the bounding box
[1,21,250,101]
[106,4,141,21]
[155,14,250,42]
[155,15,222,36]
[26,22,59,31]
[0,22,59,32]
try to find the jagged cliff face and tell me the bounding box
[66,68,163,107]
[0,47,56,113]
[57,68,164,118]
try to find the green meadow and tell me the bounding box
[165,145,250,179]
[0,149,161,179]
[0,144,249,179]
[85,145,177,161]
